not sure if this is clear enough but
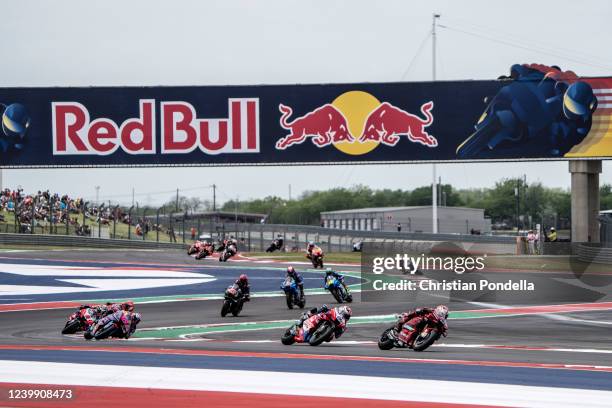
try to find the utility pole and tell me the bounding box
[212,184,216,212]
[431,13,440,233]
[131,187,135,207]
[515,180,520,232]
[95,186,100,206]
[175,188,179,212]
[235,195,238,223]
[289,184,292,201]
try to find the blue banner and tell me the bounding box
[0,64,609,167]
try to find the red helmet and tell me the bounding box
[122,301,135,312]
[238,274,248,283]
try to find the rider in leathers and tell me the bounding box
[395,305,448,346]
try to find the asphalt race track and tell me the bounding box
[1,248,612,407]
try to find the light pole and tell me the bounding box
[95,186,100,206]
[431,13,440,234]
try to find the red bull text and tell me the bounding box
[52,98,260,156]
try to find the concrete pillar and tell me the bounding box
[570,160,601,242]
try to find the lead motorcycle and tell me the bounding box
[220,284,245,317]
[378,315,445,352]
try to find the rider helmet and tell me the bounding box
[238,274,248,283]
[307,241,314,248]
[338,306,352,321]
[563,81,596,120]
[287,266,296,275]
[122,301,135,312]
[433,305,449,321]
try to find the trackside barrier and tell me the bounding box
[575,243,612,264]
[196,223,517,254]
[0,233,187,250]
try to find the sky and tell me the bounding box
[2,0,612,206]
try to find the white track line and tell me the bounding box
[2,360,612,407]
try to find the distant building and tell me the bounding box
[320,206,491,234]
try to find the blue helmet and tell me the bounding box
[1,103,30,151]
[563,82,596,120]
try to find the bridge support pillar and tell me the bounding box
[570,160,601,242]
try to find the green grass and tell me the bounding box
[246,251,361,263]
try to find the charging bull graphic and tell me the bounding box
[359,101,437,147]
[275,96,437,153]
[275,104,352,150]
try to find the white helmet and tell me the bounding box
[433,305,449,321]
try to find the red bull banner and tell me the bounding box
[1,64,611,168]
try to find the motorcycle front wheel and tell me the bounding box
[61,319,81,335]
[221,300,231,317]
[309,322,334,346]
[281,328,296,345]
[94,324,118,340]
[378,328,396,350]
[412,329,440,352]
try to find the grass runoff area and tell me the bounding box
[247,251,608,274]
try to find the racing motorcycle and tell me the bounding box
[266,238,284,253]
[377,315,444,352]
[308,250,324,269]
[195,243,214,260]
[281,309,339,346]
[220,284,245,317]
[219,244,237,262]
[187,241,203,255]
[84,313,140,340]
[324,275,352,303]
[281,276,305,309]
[61,306,99,334]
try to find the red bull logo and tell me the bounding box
[275,91,437,155]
